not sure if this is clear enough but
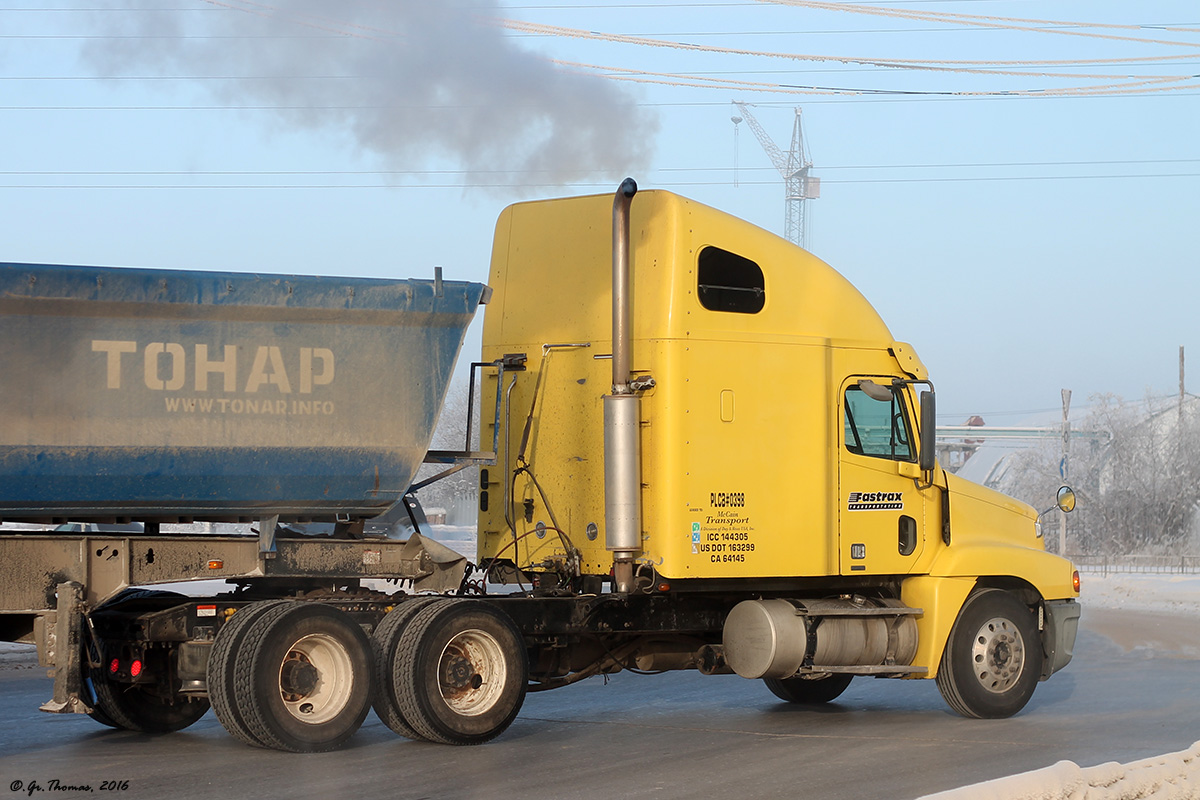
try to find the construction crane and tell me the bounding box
[731,102,819,250]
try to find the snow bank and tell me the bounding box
[0,642,37,668]
[1081,574,1200,616]
[917,741,1200,800]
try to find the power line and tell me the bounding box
[7,157,1198,177]
[6,57,1200,80]
[663,157,1200,171]
[4,173,1198,190]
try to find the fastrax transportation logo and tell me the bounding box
[847,491,903,511]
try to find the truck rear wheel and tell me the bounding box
[234,602,374,752]
[371,597,448,739]
[936,589,1039,719]
[392,599,527,745]
[764,672,854,704]
[207,599,289,747]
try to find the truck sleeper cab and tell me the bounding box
[476,183,1079,721]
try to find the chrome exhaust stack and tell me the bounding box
[605,178,640,593]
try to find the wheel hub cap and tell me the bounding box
[437,629,506,716]
[971,616,1026,694]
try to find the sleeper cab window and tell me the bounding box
[697,247,764,314]
[843,384,915,462]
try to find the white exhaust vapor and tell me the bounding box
[81,0,658,190]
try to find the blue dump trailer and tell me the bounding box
[0,261,507,751]
[0,263,486,522]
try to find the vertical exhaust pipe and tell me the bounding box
[605,178,640,593]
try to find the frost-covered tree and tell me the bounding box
[1003,394,1200,555]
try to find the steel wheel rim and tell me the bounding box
[277,633,354,724]
[437,628,506,716]
[970,616,1026,694]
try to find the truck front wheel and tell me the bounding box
[764,672,853,704]
[234,602,374,752]
[392,599,527,745]
[936,589,1039,719]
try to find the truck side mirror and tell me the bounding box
[919,390,936,472]
[1056,485,1076,513]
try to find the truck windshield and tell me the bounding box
[844,384,915,462]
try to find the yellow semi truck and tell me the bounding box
[0,180,1078,752]
[471,179,1079,730]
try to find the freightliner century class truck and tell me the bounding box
[0,180,1080,752]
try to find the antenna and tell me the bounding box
[731,101,820,249]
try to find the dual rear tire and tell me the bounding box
[209,602,373,752]
[207,597,528,751]
[375,599,528,745]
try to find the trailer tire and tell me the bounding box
[85,589,205,732]
[393,599,527,745]
[764,672,854,704]
[371,597,448,739]
[81,638,119,729]
[234,602,374,753]
[89,669,210,733]
[936,589,1039,719]
[207,600,290,747]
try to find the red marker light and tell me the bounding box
[108,658,119,674]
[130,659,143,678]
[1073,571,1081,594]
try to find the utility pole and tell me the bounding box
[731,101,819,249]
[1060,389,1071,556]
[1180,345,1186,422]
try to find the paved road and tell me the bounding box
[1,607,1197,800]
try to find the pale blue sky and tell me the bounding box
[2,1,1197,423]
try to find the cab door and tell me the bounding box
[838,378,928,574]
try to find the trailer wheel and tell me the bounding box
[393,599,527,745]
[936,589,1039,719]
[81,638,119,729]
[89,670,210,733]
[764,672,854,704]
[371,597,448,739]
[234,602,374,752]
[85,591,210,734]
[207,600,290,747]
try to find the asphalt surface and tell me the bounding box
[1,606,1197,800]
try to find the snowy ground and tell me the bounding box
[921,573,1200,799]
[1079,572,1200,616]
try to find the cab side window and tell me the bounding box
[697,247,764,314]
[844,384,915,462]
